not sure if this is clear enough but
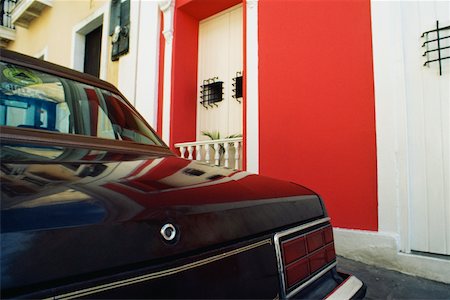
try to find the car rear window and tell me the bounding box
[0,61,164,147]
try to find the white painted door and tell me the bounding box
[197,5,243,141]
[402,1,450,255]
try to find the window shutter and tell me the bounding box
[110,0,130,61]
[120,0,130,26]
[109,0,120,36]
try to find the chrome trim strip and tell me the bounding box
[48,239,272,300]
[325,275,363,300]
[273,217,331,299]
[287,262,337,299]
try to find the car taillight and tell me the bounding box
[281,225,336,289]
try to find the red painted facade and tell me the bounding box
[170,7,199,148]
[159,0,378,231]
[258,0,378,230]
[160,0,242,150]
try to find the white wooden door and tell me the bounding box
[197,5,243,141]
[401,1,450,255]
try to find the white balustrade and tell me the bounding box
[223,142,229,168]
[175,137,243,170]
[205,144,211,163]
[234,141,240,170]
[187,146,194,160]
[214,143,220,166]
[195,145,202,161]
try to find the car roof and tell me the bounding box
[0,49,117,92]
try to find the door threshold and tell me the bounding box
[410,250,450,260]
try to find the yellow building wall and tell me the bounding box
[7,0,118,85]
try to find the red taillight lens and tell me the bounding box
[307,230,324,252]
[283,236,307,265]
[309,249,327,273]
[281,225,335,289]
[323,226,334,244]
[286,258,310,287]
[325,244,336,263]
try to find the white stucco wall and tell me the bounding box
[371,0,409,248]
[335,0,450,283]
[118,0,160,128]
[134,1,160,128]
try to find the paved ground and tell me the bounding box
[336,256,450,299]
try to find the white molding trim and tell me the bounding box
[70,3,109,80]
[34,46,48,60]
[158,0,175,145]
[334,228,450,284]
[0,26,16,44]
[11,0,53,28]
[245,0,259,173]
[370,0,411,253]
[118,0,140,105]
[133,1,160,128]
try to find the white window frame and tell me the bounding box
[71,3,110,80]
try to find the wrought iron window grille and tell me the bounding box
[200,77,223,109]
[421,20,450,76]
[232,71,243,103]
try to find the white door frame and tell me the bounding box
[246,0,259,173]
[71,3,110,80]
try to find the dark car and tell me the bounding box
[0,50,365,299]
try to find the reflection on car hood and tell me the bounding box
[1,144,325,290]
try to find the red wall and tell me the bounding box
[258,0,378,230]
[163,0,242,149]
[178,0,242,20]
[166,0,242,150]
[170,8,199,148]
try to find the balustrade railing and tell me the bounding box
[175,137,243,170]
[1,0,16,29]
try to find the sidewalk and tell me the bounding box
[336,256,450,299]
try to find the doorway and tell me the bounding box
[196,5,243,141]
[402,1,450,256]
[84,25,103,78]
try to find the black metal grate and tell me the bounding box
[421,20,450,76]
[200,77,223,109]
[232,71,243,103]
